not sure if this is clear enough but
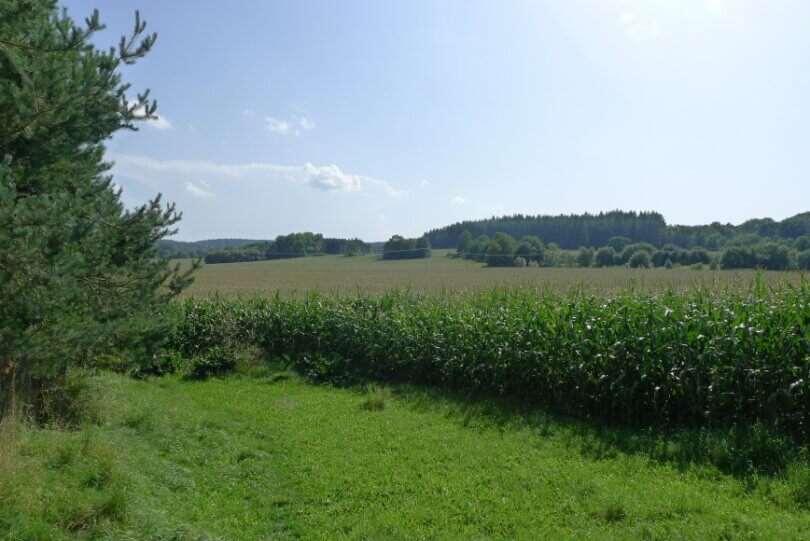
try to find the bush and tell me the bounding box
[131,350,184,379]
[185,347,236,380]
[513,256,527,267]
[595,247,616,267]
[628,251,651,268]
[798,250,810,270]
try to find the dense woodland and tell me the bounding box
[427,210,810,251]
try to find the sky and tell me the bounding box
[62,0,810,241]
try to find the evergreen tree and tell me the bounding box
[0,1,196,417]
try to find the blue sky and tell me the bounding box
[63,0,810,241]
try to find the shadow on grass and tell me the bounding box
[178,348,809,480]
[372,382,806,479]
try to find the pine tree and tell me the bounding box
[0,1,198,418]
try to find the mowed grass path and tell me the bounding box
[179,250,801,298]
[4,374,809,539]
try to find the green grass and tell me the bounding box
[177,250,803,298]
[3,372,809,539]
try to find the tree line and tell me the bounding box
[204,233,370,264]
[382,235,431,260]
[428,210,810,251]
[458,231,810,270]
[156,238,259,259]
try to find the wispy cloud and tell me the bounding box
[242,109,256,117]
[265,117,292,135]
[618,12,634,25]
[265,114,315,136]
[185,181,213,198]
[110,153,407,198]
[451,195,466,206]
[418,179,431,187]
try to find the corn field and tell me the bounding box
[168,281,809,438]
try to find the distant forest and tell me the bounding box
[202,233,370,264]
[157,210,810,270]
[156,239,261,259]
[426,210,810,250]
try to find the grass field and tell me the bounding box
[3,371,810,540]
[178,250,803,298]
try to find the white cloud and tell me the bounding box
[109,153,408,199]
[265,114,316,136]
[451,195,466,205]
[418,179,431,187]
[618,12,634,24]
[302,163,362,192]
[265,117,292,135]
[185,181,214,199]
[242,109,256,116]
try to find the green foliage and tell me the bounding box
[628,250,651,268]
[427,211,668,249]
[607,236,632,252]
[131,349,183,379]
[382,234,431,260]
[156,238,260,258]
[456,230,473,253]
[185,346,236,380]
[721,242,796,270]
[576,246,595,268]
[594,246,616,267]
[798,250,810,270]
[203,232,369,263]
[0,1,195,418]
[168,284,810,440]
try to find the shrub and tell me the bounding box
[628,251,651,268]
[185,347,236,380]
[132,350,183,379]
[513,256,527,267]
[798,250,810,270]
[595,247,616,267]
